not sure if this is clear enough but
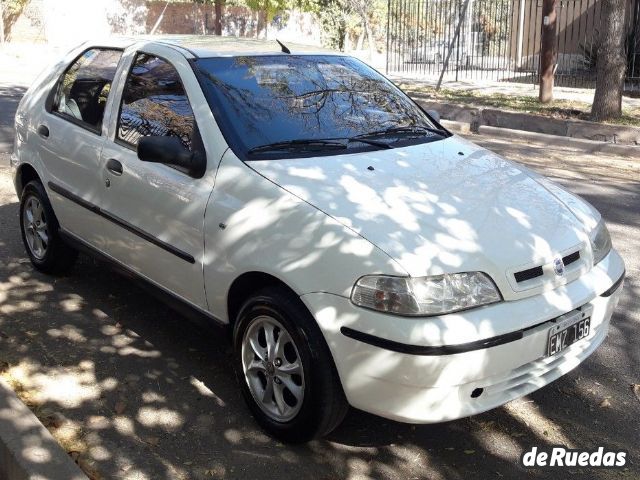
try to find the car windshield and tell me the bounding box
[193,55,447,160]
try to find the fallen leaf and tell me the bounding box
[45,412,67,429]
[68,451,81,461]
[78,456,102,480]
[558,387,574,396]
[114,401,126,414]
[599,398,611,408]
[145,436,160,447]
[632,384,640,404]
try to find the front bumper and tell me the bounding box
[9,152,20,196]
[301,249,625,424]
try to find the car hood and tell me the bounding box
[248,136,597,300]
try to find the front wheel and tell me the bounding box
[233,287,348,443]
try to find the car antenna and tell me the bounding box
[276,39,291,54]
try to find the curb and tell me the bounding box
[441,119,471,134]
[476,125,640,157]
[0,379,86,480]
[412,96,640,146]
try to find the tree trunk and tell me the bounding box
[591,0,627,121]
[343,32,351,51]
[0,2,5,44]
[539,0,558,103]
[364,17,375,59]
[257,9,267,38]
[356,28,364,50]
[214,0,223,36]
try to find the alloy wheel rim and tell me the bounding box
[23,196,49,260]
[241,315,305,422]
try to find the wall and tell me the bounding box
[3,0,320,46]
[2,0,47,43]
[145,1,257,36]
[3,0,148,46]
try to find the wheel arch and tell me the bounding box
[15,163,42,200]
[227,271,301,326]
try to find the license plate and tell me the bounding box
[547,308,592,357]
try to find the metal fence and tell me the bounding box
[386,0,640,91]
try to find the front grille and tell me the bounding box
[562,251,580,266]
[514,249,581,284]
[514,266,544,283]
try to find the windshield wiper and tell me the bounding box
[347,137,393,149]
[354,125,448,141]
[248,139,347,155]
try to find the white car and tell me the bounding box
[11,36,625,443]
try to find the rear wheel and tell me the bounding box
[19,180,78,274]
[233,286,348,443]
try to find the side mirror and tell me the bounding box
[137,136,205,178]
[426,109,440,123]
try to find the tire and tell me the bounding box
[233,286,348,443]
[19,180,78,274]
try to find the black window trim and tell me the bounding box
[46,46,125,136]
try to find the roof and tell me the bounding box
[127,35,338,58]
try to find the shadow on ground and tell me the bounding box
[0,146,638,480]
[0,85,27,152]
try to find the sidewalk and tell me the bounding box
[0,43,66,88]
[388,75,640,111]
[0,379,86,480]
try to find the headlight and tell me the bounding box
[350,272,502,316]
[590,219,612,265]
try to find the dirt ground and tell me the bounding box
[0,134,639,480]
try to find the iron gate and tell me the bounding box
[386,0,640,91]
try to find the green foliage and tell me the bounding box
[314,0,349,49]
[312,0,387,51]
[227,0,310,20]
[1,0,29,17]
[242,0,286,20]
[163,0,386,50]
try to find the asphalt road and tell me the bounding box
[0,83,25,153]
[0,91,639,479]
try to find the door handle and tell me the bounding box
[37,124,49,138]
[106,158,123,176]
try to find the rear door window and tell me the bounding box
[52,48,123,131]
